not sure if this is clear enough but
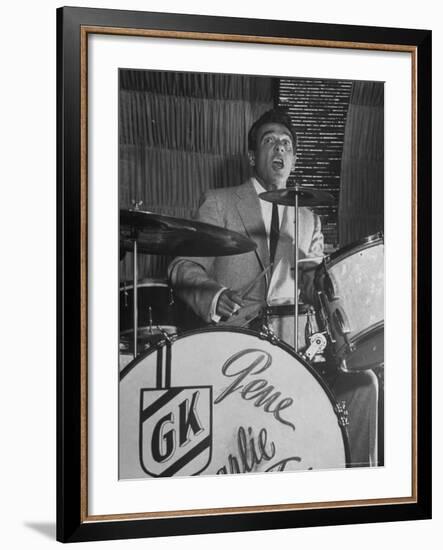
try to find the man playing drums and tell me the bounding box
[169,109,379,468]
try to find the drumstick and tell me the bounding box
[236,264,273,301]
[219,267,271,319]
[226,266,272,316]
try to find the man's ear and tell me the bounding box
[291,153,297,170]
[248,151,255,166]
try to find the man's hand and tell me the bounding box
[216,289,244,319]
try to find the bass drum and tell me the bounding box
[119,328,349,479]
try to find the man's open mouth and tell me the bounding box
[271,158,284,170]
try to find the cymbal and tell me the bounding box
[259,186,335,206]
[120,209,257,256]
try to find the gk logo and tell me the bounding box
[139,386,212,477]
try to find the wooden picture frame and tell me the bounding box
[57,6,431,542]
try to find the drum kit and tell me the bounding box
[120,206,257,358]
[119,187,384,479]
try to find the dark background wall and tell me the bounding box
[119,70,274,280]
[119,69,384,282]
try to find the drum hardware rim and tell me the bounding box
[335,321,384,357]
[339,358,384,374]
[119,279,171,292]
[121,325,337,383]
[335,322,384,372]
[323,232,384,268]
[120,325,179,336]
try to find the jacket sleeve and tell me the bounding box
[167,191,225,323]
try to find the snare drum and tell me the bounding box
[314,234,384,371]
[119,328,349,479]
[265,303,319,352]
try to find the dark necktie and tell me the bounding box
[269,203,280,268]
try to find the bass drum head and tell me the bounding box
[120,328,348,479]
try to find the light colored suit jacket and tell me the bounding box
[168,179,324,323]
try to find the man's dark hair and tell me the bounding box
[248,109,298,152]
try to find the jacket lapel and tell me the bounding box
[234,180,269,270]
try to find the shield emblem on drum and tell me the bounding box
[139,386,212,477]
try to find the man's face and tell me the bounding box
[249,122,296,189]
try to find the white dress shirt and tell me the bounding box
[252,179,296,306]
[210,179,296,321]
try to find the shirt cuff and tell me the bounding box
[210,287,227,323]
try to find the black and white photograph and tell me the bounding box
[0,0,438,547]
[118,69,384,479]
[46,3,432,545]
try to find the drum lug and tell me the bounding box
[335,400,350,427]
[259,324,280,346]
[169,288,175,306]
[131,199,144,210]
[339,358,350,373]
[317,291,336,344]
[153,330,178,348]
[340,333,356,358]
[346,339,356,355]
[324,271,339,302]
[122,281,129,307]
[333,308,351,336]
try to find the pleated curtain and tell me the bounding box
[119,71,274,280]
[338,81,384,247]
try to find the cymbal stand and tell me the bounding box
[132,232,138,359]
[293,191,299,351]
[131,200,143,359]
